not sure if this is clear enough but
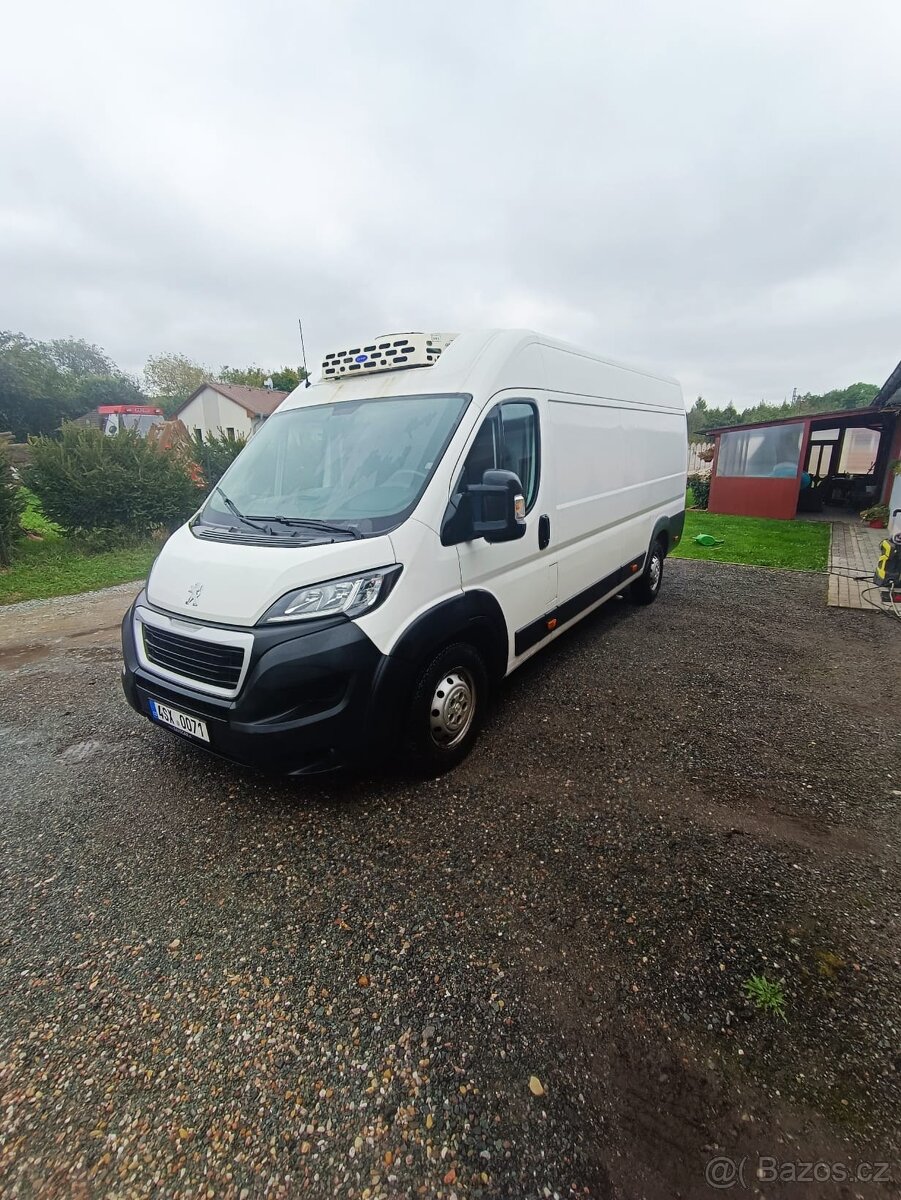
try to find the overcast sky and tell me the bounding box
[3,1,901,408]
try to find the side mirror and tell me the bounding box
[440,469,528,546]
[469,469,527,543]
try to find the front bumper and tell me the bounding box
[121,594,389,774]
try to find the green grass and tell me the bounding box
[0,537,157,604]
[672,510,830,571]
[743,974,788,1021]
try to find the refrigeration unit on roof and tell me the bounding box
[321,332,457,379]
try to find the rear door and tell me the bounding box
[455,396,557,669]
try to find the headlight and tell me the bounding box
[259,565,402,624]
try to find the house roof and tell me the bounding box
[176,381,289,419]
[874,356,901,408]
[705,405,895,437]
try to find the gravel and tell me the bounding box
[0,560,899,1199]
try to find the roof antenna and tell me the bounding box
[297,318,311,388]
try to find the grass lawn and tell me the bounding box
[671,510,831,571]
[0,537,158,605]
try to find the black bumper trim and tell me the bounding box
[514,553,646,657]
[121,596,388,774]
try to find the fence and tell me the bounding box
[688,440,714,476]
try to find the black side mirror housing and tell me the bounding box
[440,469,528,546]
[469,469,527,543]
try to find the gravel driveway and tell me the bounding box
[0,562,899,1199]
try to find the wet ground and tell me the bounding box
[0,562,899,1198]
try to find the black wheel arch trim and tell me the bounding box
[366,589,509,747]
[652,509,685,555]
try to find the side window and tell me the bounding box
[458,401,540,513]
[499,401,539,511]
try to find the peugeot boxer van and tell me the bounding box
[121,330,687,774]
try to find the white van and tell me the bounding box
[121,330,687,774]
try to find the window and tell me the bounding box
[718,423,803,478]
[838,427,880,475]
[226,427,235,441]
[199,393,470,536]
[194,428,203,444]
[459,400,540,511]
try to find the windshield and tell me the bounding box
[198,393,470,537]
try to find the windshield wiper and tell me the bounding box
[213,487,275,534]
[247,515,364,540]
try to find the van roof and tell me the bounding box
[279,330,682,412]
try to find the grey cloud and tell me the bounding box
[2,0,900,406]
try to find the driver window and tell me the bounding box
[458,401,539,511]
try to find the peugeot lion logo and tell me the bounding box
[186,582,203,607]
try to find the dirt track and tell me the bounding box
[0,562,899,1198]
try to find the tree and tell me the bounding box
[685,381,879,438]
[686,396,709,438]
[46,337,116,379]
[0,440,24,566]
[218,364,267,388]
[73,373,147,410]
[270,366,307,392]
[795,382,879,413]
[143,353,208,415]
[219,364,307,392]
[0,332,85,439]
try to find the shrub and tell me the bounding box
[194,430,246,490]
[27,424,202,537]
[18,486,62,538]
[687,473,710,509]
[0,442,25,566]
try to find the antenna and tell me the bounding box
[297,318,311,388]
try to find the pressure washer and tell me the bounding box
[873,508,901,616]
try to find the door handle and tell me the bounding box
[538,514,551,550]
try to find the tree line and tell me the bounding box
[0,330,308,441]
[1,327,880,444]
[687,382,880,439]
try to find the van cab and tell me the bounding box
[121,330,687,773]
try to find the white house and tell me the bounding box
[174,382,289,442]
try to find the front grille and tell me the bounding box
[142,625,245,691]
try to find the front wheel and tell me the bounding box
[408,643,488,774]
[629,538,665,605]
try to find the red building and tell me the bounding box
[706,359,901,520]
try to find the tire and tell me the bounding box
[629,538,665,605]
[407,643,488,774]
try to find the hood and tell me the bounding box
[146,523,397,627]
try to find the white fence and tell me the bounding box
[688,440,714,476]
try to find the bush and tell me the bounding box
[0,442,25,566]
[18,486,62,538]
[687,473,710,509]
[194,431,246,490]
[27,424,202,537]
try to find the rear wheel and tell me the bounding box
[629,538,665,604]
[408,643,488,773]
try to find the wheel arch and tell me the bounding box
[651,509,686,557]
[366,590,508,750]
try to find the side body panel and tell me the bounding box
[550,389,687,610]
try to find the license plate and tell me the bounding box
[148,699,210,742]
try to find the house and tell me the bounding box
[174,382,289,443]
[704,360,901,520]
